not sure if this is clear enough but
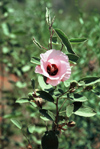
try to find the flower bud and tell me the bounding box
[27,144,32,149]
[66,121,76,127]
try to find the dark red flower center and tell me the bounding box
[47,64,58,76]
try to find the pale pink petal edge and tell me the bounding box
[35,65,43,74]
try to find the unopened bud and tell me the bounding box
[84,86,93,91]
[69,81,78,89]
[67,121,76,127]
[35,97,42,108]
[27,144,32,149]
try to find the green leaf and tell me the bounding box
[28,125,35,133]
[22,65,31,72]
[33,38,42,49]
[2,47,9,54]
[1,23,10,36]
[39,109,53,121]
[31,79,35,89]
[64,80,70,87]
[95,92,100,98]
[72,93,87,102]
[92,90,100,98]
[47,110,55,121]
[31,57,40,65]
[37,91,54,102]
[66,104,74,117]
[67,53,79,63]
[46,7,51,25]
[52,37,57,43]
[16,98,29,103]
[79,77,100,86]
[73,102,96,117]
[70,38,87,44]
[40,116,50,121]
[38,75,52,90]
[16,81,27,88]
[55,28,75,54]
[4,112,22,119]
[30,101,37,107]
[11,119,22,129]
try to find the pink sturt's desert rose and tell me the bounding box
[35,49,71,86]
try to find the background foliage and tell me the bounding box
[0,0,100,148]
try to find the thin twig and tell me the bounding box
[60,43,64,51]
[58,98,68,112]
[33,38,47,51]
[45,122,48,131]
[49,26,52,49]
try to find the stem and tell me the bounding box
[45,122,48,131]
[41,45,48,51]
[53,97,59,130]
[59,110,66,114]
[53,89,70,130]
[49,17,55,49]
[49,26,52,49]
[0,50,4,149]
[60,43,64,51]
[58,90,68,99]
[58,98,68,112]
[55,98,59,123]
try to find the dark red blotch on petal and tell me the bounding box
[47,64,58,76]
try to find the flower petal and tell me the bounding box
[46,78,61,86]
[35,65,43,74]
[61,68,71,81]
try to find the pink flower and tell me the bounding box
[35,49,71,86]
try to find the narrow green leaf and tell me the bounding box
[46,7,51,25]
[37,91,54,102]
[66,104,74,117]
[70,38,87,44]
[39,109,53,121]
[31,57,40,65]
[11,119,22,129]
[4,112,22,119]
[73,102,96,117]
[16,98,29,103]
[79,77,100,86]
[33,38,42,49]
[55,28,75,54]
[67,53,79,63]
[40,116,50,121]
